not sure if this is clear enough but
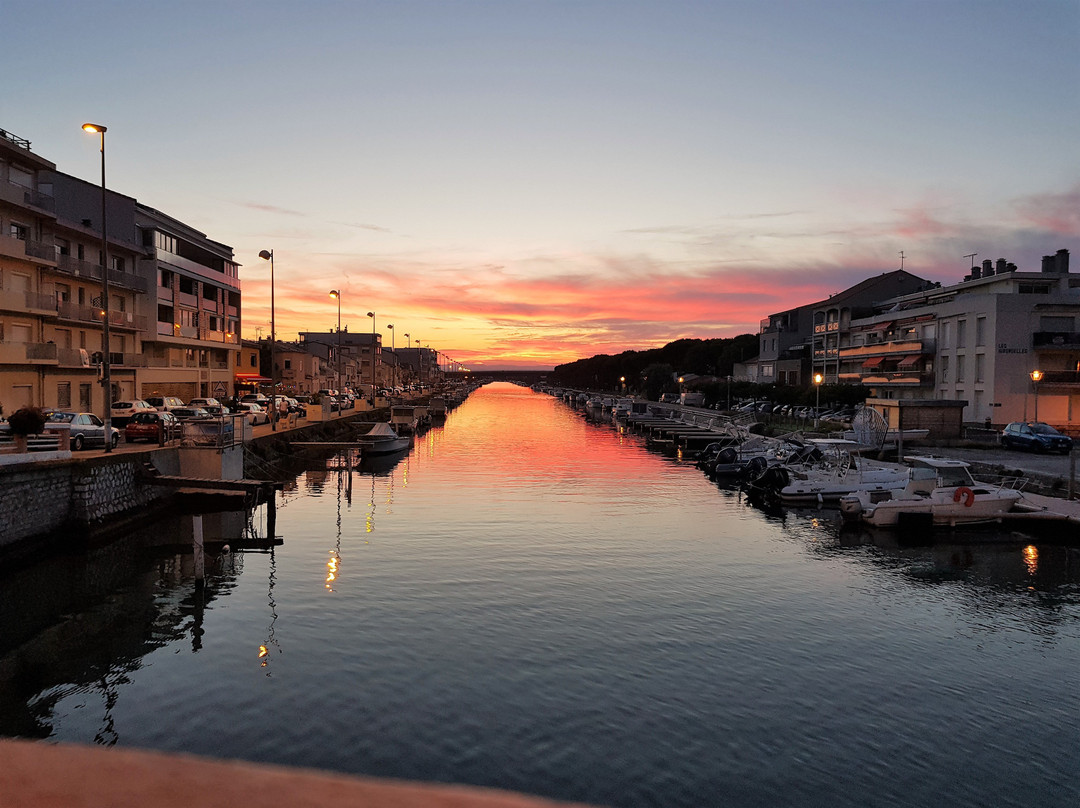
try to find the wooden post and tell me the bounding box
[267,487,277,540]
[193,514,205,589]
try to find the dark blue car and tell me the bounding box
[1001,421,1073,453]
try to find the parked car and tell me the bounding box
[1001,421,1074,453]
[145,396,186,412]
[285,397,306,417]
[125,411,182,443]
[111,399,156,426]
[189,397,229,415]
[240,393,270,406]
[234,402,271,426]
[171,406,213,421]
[46,411,120,450]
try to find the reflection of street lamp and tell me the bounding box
[329,290,342,397]
[1030,369,1043,421]
[258,250,277,430]
[814,372,824,428]
[386,324,396,392]
[82,123,113,452]
[367,312,376,405]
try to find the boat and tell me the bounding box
[390,405,419,435]
[762,439,910,506]
[357,422,411,455]
[839,456,1025,527]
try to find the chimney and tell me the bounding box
[1006,262,1017,273]
[996,258,1007,275]
[982,259,994,276]
[971,264,982,279]
[1057,248,1070,274]
[1042,254,1056,273]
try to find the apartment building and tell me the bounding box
[831,251,1078,426]
[0,127,239,413]
[299,330,382,392]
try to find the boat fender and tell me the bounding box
[953,486,975,507]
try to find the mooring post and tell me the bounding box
[193,514,205,588]
[267,487,277,540]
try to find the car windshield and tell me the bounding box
[47,412,74,422]
[1030,423,1061,435]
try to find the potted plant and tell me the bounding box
[6,406,47,453]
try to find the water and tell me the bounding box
[3,382,1080,807]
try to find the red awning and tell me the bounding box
[868,320,894,331]
[234,372,272,382]
[898,355,922,367]
[861,356,884,368]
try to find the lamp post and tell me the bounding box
[1031,369,1043,421]
[367,312,376,405]
[329,290,342,398]
[403,333,410,388]
[727,375,733,412]
[415,338,422,390]
[82,123,113,452]
[620,376,625,394]
[258,249,277,430]
[814,373,823,428]
[387,324,395,392]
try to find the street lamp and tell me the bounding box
[620,376,625,393]
[258,249,277,430]
[415,337,422,389]
[403,333,410,388]
[387,324,395,392]
[329,290,342,398]
[82,123,113,452]
[813,373,824,428]
[1030,369,1043,421]
[367,311,376,405]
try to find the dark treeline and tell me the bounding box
[549,335,867,409]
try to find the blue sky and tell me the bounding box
[6,0,1078,368]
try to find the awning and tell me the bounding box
[867,320,894,332]
[861,356,885,368]
[898,355,923,367]
[234,372,272,382]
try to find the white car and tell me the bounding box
[111,399,156,425]
[233,402,270,426]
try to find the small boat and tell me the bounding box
[390,405,419,434]
[769,439,909,506]
[357,422,411,455]
[839,456,1024,527]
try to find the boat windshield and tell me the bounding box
[939,467,974,487]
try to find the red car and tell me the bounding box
[124,411,182,443]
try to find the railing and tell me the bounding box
[56,300,148,331]
[860,371,935,386]
[840,339,934,359]
[1033,331,1080,349]
[53,254,148,292]
[23,188,55,212]
[1035,370,1080,385]
[24,239,57,262]
[0,128,32,149]
[0,342,56,363]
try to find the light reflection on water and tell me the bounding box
[2,383,1080,808]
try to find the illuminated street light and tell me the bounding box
[258,249,277,430]
[82,123,113,451]
[814,372,824,428]
[1030,369,1043,421]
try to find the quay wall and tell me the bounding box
[0,453,173,551]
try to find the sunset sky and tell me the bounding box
[7,1,1078,369]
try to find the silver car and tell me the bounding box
[46,411,120,450]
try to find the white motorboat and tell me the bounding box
[839,456,1024,527]
[390,405,418,434]
[357,422,411,455]
[771,439,909,506]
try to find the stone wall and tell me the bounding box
[0,454,172,550]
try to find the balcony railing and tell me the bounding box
[840,339,934,359]
[55,300,148,331]
[1033,331,1080,349]
[23,188,55,212]
[54,254,149,293]
[860,371,935,386]
[1035,370,1080,386]
[0,341,56,364]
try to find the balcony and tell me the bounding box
[0,341,57,365]
[840,339,934,360]
[55,300,148,331]
[0,234,56,265]
[0,288,57,315]
[860,371,936,387]
[1033,332,1080,350]
[1035,370,1080,387]
[53,254,149,293]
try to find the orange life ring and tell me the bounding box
[953,486,975,507]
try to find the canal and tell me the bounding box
[2,382,1079,807]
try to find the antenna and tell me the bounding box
[964,252,977,269]
[898,250,905,270]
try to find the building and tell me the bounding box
[835,251,1078,426]
[756,269,932,386]
[299,330,382,393]
[0,126,239,413]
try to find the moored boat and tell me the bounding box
[358,421,411,455]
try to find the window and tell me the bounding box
[975,353,985,383]
[10,222,28,240]
[1018,283,1051,294]
[160,269,173,288]
[941,355,950,384]
[79,383,92,411]
[156,232,177,253]
[976,317,986,347]
[57,382,72,409]
[249,354,257,368]
[111,255,125,272]
[957,320,966,348]
[202,283,217,301]
[1040,316,1074,331]
[940,321,952,349]
[56,238,70,256]
[178,277,196,295]
[956,355,966,383]
[284,359,292,370]
[9,164,33,188]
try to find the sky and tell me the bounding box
[5,1,1079,370]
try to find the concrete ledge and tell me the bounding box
[0,740,596,808]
